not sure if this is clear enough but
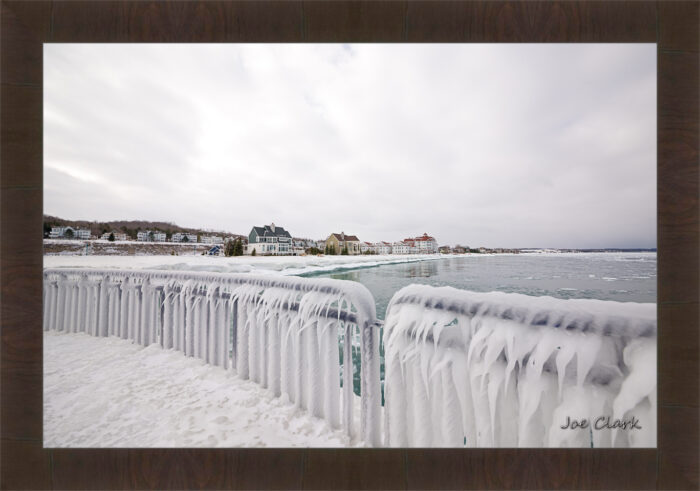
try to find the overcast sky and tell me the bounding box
[44,44,656,248]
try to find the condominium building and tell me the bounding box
[137,230,166,242]
[171,232,198,243]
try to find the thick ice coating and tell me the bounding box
[43,268,382,446]
[383,284,656,447]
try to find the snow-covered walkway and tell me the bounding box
[43,331,350,447]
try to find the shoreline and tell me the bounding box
[43,251,657,280]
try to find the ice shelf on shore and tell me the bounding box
[43,253,443,276]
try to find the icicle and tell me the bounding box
[44,268,383,446]
[383,283,656,448]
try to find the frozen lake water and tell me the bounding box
[302,252,657,319]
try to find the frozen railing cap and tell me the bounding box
[383,284,657,447]
[44,267,377,317]
[387,284,656,339]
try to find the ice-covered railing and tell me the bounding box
[43,268,382,446]
[383,285,657,448]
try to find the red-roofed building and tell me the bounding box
[404,233,438,253]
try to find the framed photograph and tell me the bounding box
[2,1,698,489]
[41,42,657,451]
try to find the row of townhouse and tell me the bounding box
[170,232,198,243]
[244,224,363,256]
[232,221,441,257]
[324,233,438,256]
[357,233,439,255]
[49,226,223,244]
[137,231,223,243]
[133,231,224,243]
[137,230,167,242]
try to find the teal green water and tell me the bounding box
[301,253,656,320]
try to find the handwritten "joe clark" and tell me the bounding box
[560,415,642,431]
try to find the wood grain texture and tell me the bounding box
[1,187,43,441]
[0,439,52,490]
[230,449,305,490]
[659,0,700,52]
[302,1,407,42]
[0,85,42,189]
[658,405,700,490]
[303,449,405,489]
[1,0,698,489]
[405,449,656,490]
[659,302,700,407]
[52,450,132,490]
[657,50,700,304]
[405,1,657,42]
[51,1,304,43]
[0,1,50,86]
[52,449,305,490]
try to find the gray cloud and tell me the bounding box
[44,44,656,248]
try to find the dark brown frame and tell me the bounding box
[2,1,697,489]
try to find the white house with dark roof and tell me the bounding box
[246,222,292,255]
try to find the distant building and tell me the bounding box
[246,222,292,255]
[137,230,166,242]
[374,242,392,255]
[326,232,361,255]
[200,235,223,245]
[100,231,129,241]
[439,245,453,254]
[392,242,410,255]
[404,233,438,254]
[360,242,375,254]
[171,232,198,243]
[49,226,90,240]
[292,238,316,255]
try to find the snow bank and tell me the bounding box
[383,284,656,448]
[44,331,351,447]
[43,254,442,276]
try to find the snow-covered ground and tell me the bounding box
[44,253,443,276]
[44,331,351,447]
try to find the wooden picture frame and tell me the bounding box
[1,1,697,489]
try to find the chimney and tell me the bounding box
[271,222,276,233]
